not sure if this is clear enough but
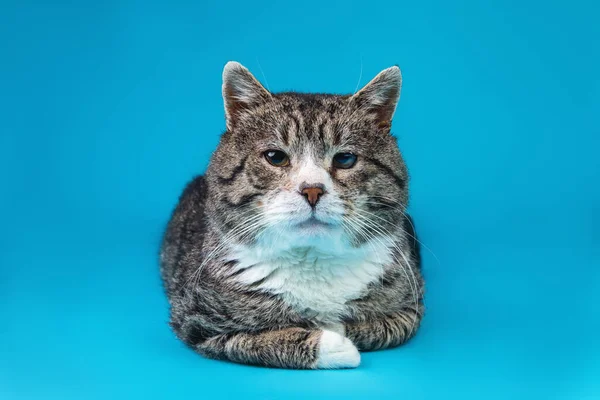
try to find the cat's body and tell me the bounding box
[160,62,424,369]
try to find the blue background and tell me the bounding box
[1,0,599,399]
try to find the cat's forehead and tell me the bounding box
[273,93,349,113]
[259,93,364,149]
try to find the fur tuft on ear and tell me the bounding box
[222,61,271,130]
[350,66,402,129]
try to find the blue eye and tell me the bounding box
[264,150,290,167]
[332,153,357,169]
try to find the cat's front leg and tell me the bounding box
[345,306,424,351]
[196,327,360,369]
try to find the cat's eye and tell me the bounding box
[332,152,357,169]
[264,150,290,167]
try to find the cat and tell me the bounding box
[160,61,424,369]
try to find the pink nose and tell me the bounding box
[301,186,324,207]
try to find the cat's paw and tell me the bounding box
[321,322,345,336]
[315,330,360,369]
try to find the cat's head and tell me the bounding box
[207,62,409,250]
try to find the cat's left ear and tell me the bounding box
[222,61,271,130]
[349,66,402,129]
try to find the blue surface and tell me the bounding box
[1,1,599,399]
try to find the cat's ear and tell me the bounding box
[349,66,402,129]
[222,61,271,130]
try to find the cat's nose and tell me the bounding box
[300,185,324,207]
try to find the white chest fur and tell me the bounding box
[226,236,393,323]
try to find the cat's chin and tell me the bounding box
[293,218,337,236]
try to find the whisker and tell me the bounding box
[341,219,386,289]
[348,211,421,334]
[255,57,270,91]
[353,55,364,95]
[361,198,441,267]
[182,212,267,292]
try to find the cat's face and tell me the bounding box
[207,62,408,250]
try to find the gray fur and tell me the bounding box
[160,62,424,369]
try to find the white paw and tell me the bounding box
[315,330,360,369]
[321,323,345,336]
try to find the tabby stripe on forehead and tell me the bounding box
[363,156,405,189]
[318,120,327,144]
[332,122,343,146]
[279,120,290,146]
[217,156,248,184]
[289,115,301,137]
[327,103,337,116]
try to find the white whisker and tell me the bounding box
[348,211,421,335]
[361,198,441,267]
[182,212,268,293]
[353,55,363,94]
[255,57,270,92]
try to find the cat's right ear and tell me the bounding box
[349,66,402,131]
[222,61,271,130]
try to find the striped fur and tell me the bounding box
[160,62,424,369]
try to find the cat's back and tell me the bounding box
[160,175,208,296]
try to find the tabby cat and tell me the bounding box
[160,61,424,369]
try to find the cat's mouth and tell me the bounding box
[294,217,336,232]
